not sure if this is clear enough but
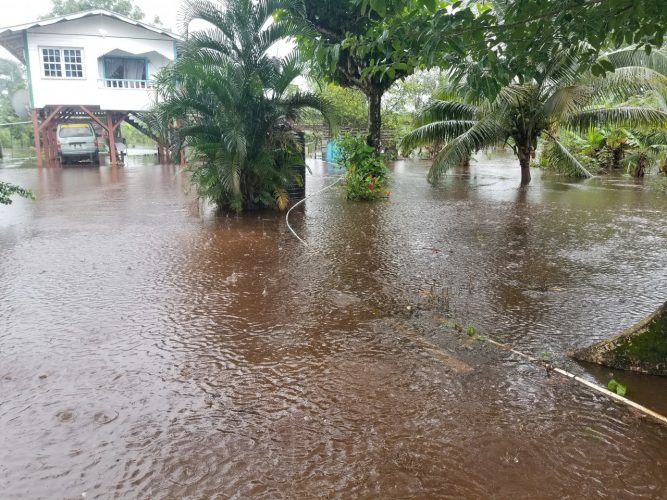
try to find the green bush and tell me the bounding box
[335,134,389,201]
[150,0,331,213]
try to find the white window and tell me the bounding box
[41,48,84,78]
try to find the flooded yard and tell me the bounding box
[1,156,666,498]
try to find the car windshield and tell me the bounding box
[59,126,93,138]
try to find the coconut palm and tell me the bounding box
[401,48,667,185]
[623,129,667,177]
[153,0,332,212]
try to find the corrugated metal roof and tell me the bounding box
[0,9,181,40]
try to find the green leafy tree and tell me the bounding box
[299,83,367,131]
[0,58,33,161]
[401,48,667,185]
[383,69,446,115]
[153,0,332,212]
[44,0,144,19]
[296,0,434,150]
[0,59,24,98]
[369,0,667,100]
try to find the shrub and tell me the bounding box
[335,134,389,201]
[151,0,331,213]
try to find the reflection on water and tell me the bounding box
[1,155,666,498]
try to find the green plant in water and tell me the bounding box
[335,134,389,201]
[540,351,552,362]
[466,325,477,338]
[0,181,34,205]
[623,129,667,177]
[151,0,332,213]
[401,47,667,185]
[607,378,627,396]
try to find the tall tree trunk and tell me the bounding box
[366,87,383,151]
[634,153,646,177]
[612,146,623,169]
[518,148,531,185]
[232,172,241,198]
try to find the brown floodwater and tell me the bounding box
[1,154,666,498]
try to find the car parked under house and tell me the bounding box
[0,9,180,166]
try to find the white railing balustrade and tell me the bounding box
[98,79,155,89]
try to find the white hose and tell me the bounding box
[482,336,667,426]
[286,160,667,426]
[285,160,344,247]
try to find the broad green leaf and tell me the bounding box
[369,0,386,17]
[607,379,628,396]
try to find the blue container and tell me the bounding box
[325,139,339,163]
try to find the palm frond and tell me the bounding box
[415,100,478,124]
[495,84,535,108]
[545,134,594,178]
[541,48,584,86]
[428,117,506,183]
[565,107,667,133]
[399,120,476,153]
[587,67,667,101]
[542,85,594,120]
[604,47,667,76]
[281,92,335,120]
[180,0,237,41]
[258,20,315,55]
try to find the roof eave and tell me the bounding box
[0,9,182,41]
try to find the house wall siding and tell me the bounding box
[26,16,175,111]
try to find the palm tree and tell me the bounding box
[400,48,667,185]
[153,0,332,212]
[623,129,667,177]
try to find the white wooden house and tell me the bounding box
[0,9,180,166]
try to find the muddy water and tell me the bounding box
[1,155,666,498]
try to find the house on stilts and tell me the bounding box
[0,9,180,166]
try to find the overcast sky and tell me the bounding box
[0,0,185,60]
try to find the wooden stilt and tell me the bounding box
[111,114,127,166]
[43,124,51,163]
[106,111,117,167]
[79,105,106,130]
[45,125,54,164]
[50,126,59,163]
[31,109,42,168]
[35,106,64,167]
